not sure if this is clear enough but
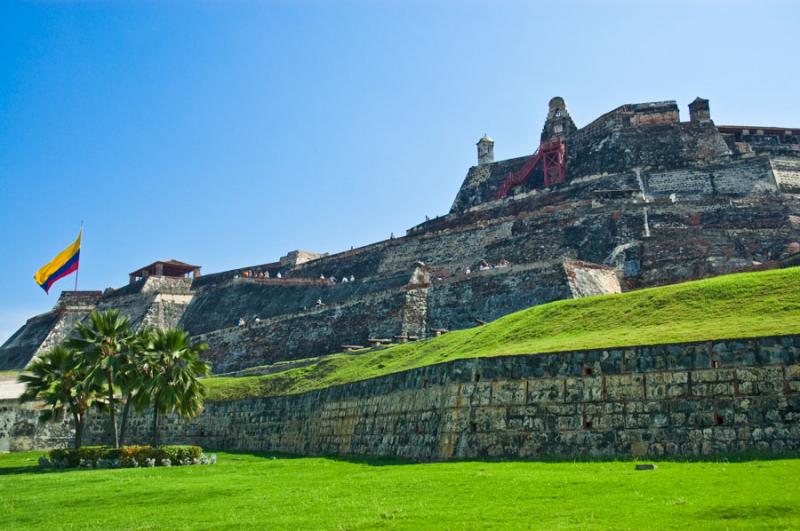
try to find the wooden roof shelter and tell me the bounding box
[129,259,201,284]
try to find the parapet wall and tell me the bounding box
[82,334,800,460]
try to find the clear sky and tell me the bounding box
[1,0,798,343]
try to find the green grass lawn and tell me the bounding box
[205,267,800,401]
[0,451,798,530]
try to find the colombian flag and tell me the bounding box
[33,230,82,294]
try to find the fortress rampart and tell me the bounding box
[2,96,799,373]
[41,334,791,460]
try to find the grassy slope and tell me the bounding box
[204,267,800,401]
[1,451,798,530]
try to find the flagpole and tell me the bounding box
[74,221,83,292]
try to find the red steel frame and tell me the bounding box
[496,139,566,199]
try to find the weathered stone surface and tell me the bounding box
[2,96,798,373]
[0,400,72,452]
[41,334,795,460]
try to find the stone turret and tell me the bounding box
[477,134,494,165]
[541,96,577,142]
[689,97,712,124]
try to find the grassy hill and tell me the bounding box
[201,267,800,401]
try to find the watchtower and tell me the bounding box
[689,97,712,124]
[541,96,577,142]
[477,134,494,165]
[496,97,572,198]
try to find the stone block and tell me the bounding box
[556,415,579,431]
[527,378,563,403]
[564,377,603,402]
[606,374,645,401]
[491,380,527,405]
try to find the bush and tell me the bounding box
[47,445,211,469]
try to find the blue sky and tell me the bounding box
[1,0,798,343]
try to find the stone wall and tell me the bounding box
[81,334,800,460]
[0,277,195,370]
[563,261,621,298]
[645,156,777,197]
[180,274,410,335]
[4,172,797,372]
[426,261,619,331]
[567,122,730,182]
[197,288,412,373]
[635,196,797,287]
[772,156,800,193]
[0,400,72,452]
[0,314,60,370]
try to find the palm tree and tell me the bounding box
[69,309,133,448]
[143,328,210,446]
[18,345,101,449]
[119,326,156,446]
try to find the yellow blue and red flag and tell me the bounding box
[33,229,82,294]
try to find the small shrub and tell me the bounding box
[46,445,208,469]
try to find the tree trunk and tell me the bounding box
[107,369,119,448]
[151,396,160,447]
[120,392,133,446]
[73,413,83,449]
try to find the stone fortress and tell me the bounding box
[2,96,800,377]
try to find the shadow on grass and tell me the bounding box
[0,464,74,476]
[694,504,800,522]
[3,449,797,476]
[213,448,800,467]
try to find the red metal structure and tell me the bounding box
[496,139,567,199]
